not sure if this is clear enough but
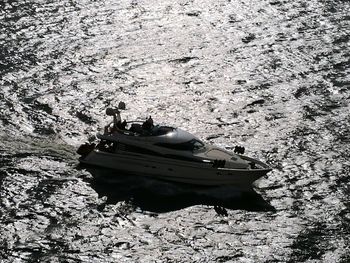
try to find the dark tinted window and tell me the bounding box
[155,139,204,151]
[152,126,174,136]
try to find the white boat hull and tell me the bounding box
[79,150,270,190]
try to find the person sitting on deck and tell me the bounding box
[142,116,154,131]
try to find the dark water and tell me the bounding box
[1,0,349,262]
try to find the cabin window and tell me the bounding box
[155,139,205,151]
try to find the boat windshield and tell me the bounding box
[155,139,205,151]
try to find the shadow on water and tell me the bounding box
[83,166,275,214]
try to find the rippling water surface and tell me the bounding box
[1,0,349,262]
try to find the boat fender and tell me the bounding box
[234,146,245,154]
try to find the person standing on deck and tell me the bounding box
[105,101,127,133]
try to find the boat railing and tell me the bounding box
[103,120,174,137]
[103,122,135,137]
[239,155,272,171]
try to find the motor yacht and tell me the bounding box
[77,103,271,189]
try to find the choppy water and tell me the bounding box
[1,0,349,262]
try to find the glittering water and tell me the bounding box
[1,0,349,262]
